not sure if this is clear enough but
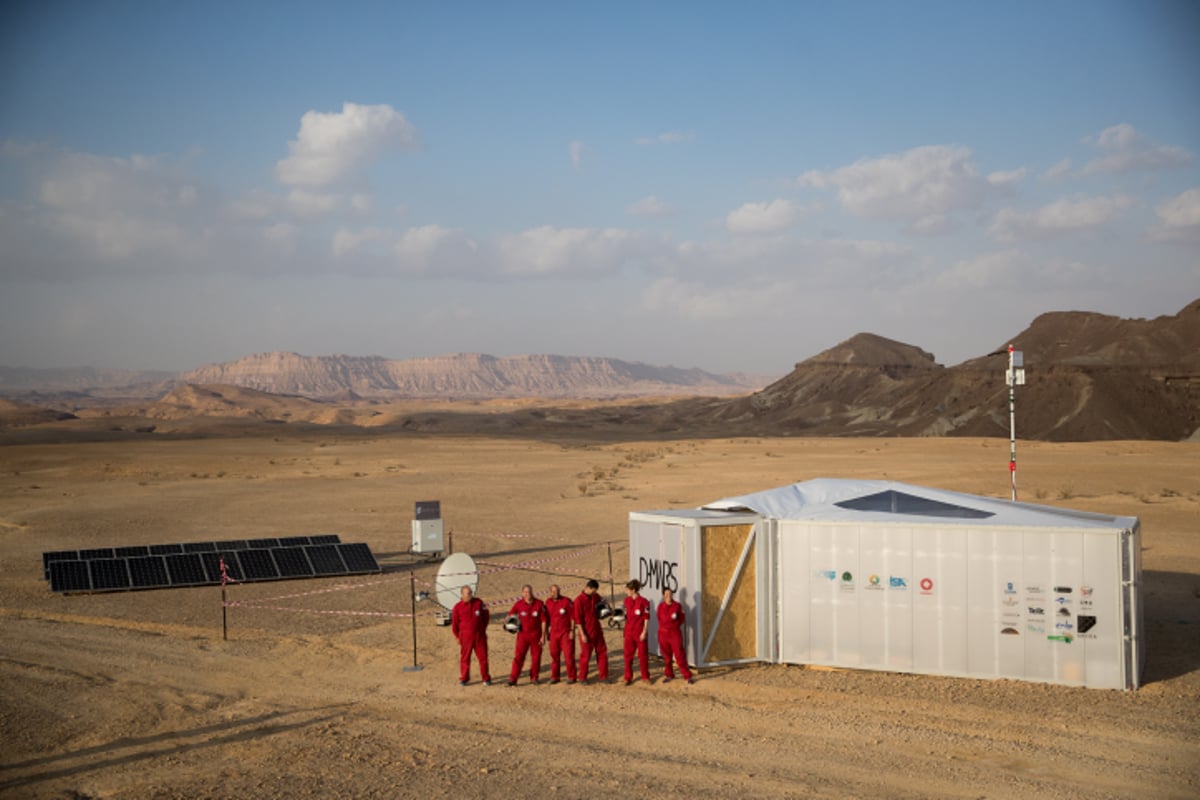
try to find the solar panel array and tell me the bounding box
[42,534,383,593]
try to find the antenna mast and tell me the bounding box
[1006,344,1025,501]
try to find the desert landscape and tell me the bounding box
[1,420,1198,799]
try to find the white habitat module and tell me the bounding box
[412,500,444,555]
[628,479,1143,690]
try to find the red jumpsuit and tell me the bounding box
[507,597,547,683]
[623,594,652,682]
[450,597,491,684]
[573,591,609,682]
[544,595,576,682]
[656,599,693,681]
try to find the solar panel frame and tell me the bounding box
[305,544,348,575]
[114,545,151,558]
[337,543,381,574]
[49,560,91,592]
[78,547,116,560]
[165,553,208,586]
[278,536,311,547]
[149,544,184,555]
[128,556,170,589]
[247,537,280,549]
[213,539,250,550]
[309,534,341,545]
[183,541,217,553]
[89,559,131,591]
[271,546,314,577]
[238,549,279,580]
[43,550,80,578]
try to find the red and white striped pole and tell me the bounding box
[1008,344,1018,502]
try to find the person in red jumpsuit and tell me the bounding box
[544,584,577,684]
[450,585,491,686]
[574,578,609,683]
[622,579,651,685]
[656,586,694,684]
[507,584,548,685]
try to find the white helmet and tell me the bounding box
[597,600,612,619]
[504,615,520,634]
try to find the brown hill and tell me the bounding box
[683,301,1200,441]
[133,384,351,424]
[0,398,78,429]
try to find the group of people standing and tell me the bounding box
[450,578,694,687]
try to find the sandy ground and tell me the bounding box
[1,430,1198,799]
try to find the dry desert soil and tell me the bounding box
[1,425,1198,799]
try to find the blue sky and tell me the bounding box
[2,1,1197,374]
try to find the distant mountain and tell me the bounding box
[686,300,1200,441]
[178,352,763,399]
[0,365,173,393]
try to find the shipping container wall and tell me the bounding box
[772,521,1135,689]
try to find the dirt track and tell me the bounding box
[1,432,1198,798]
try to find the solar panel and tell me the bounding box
[305,544,348,575]
[337,543,381,573]
[43,535,378,593]
[128,556,170,588]
[89,559,131,591]
[78,547,115,560]
[200,552,244,583]
[239,549,279,580]
[43,550,80,578]
[49,560,91,592]
[273,547,314,577]
[165,554,208,586]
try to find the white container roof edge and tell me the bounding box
[700,478,1138,530]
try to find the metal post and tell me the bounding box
[403,571,423,671]
[607,543,616,604]
[1008,344,1017,502]
[220,556,228,642]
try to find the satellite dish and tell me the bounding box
[434,552,478,611]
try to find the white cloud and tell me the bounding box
[275,102,417,187]
[989,193,1132,242]
[627,195,674,217]
[798,145,995,233]
[1146,188,1200,243]
[634,130,694,146]
[1041,158,1072,181]
[725,198,803,234]
[987,168,1027,186]
[938,249,1097,290]
[1083,123,1192,175]
[496,225,644,276]
[639,277,786,320]
[286,188,340,217]
[569,140,589,170]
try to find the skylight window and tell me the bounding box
[835,490,994,519]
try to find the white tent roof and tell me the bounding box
[703,478,1137,530]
